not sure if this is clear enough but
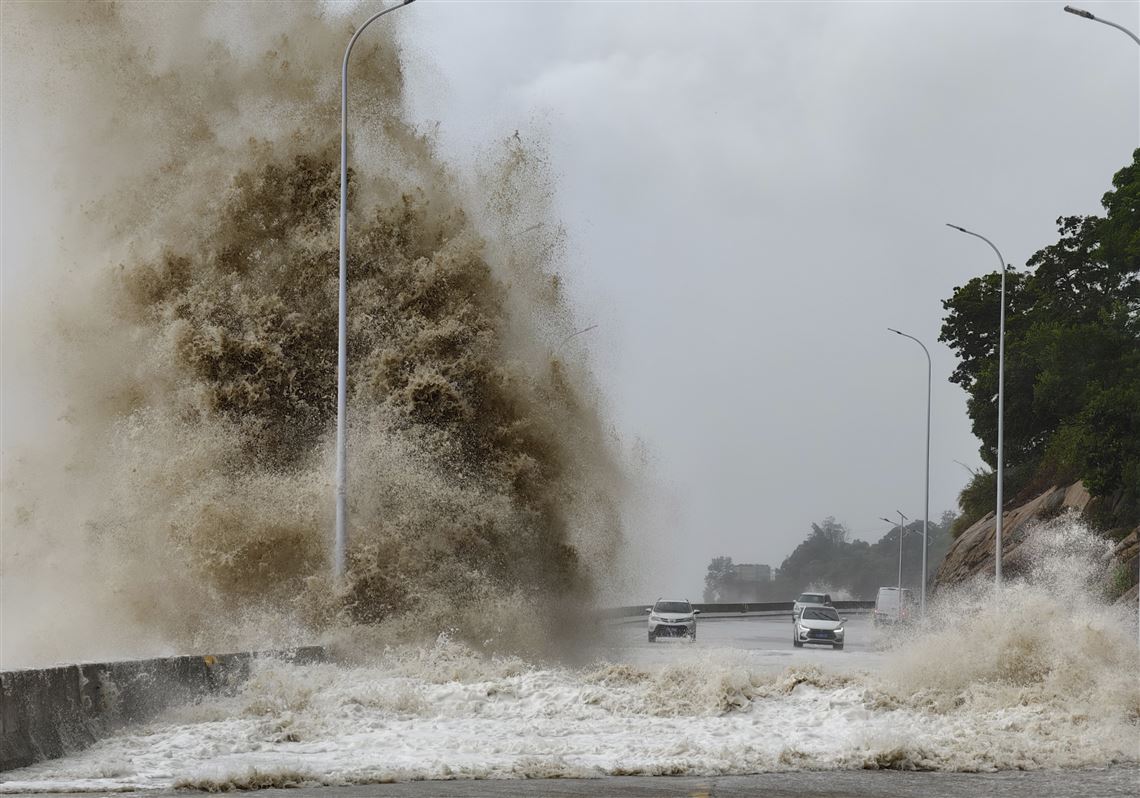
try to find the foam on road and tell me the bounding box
[3,606,1136,793]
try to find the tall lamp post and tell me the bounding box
[946,224,1008,590]
[887,328,931,616]
[1064,5,1140,46]
[335,0,418,581]
[881,512,909,622]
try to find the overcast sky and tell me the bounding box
[390,0,1139,599]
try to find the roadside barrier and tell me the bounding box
[601,600,875,621]
[0,646,324,772]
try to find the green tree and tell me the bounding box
[941,150,1140,526]
[770,514,956,599]
[703,556,735,602]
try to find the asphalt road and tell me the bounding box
[597,612,881,671]
[19,769,1140,798]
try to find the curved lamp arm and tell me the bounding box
[945,223,1005,271]
[1064,6,1140,46]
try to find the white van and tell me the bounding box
[873,587,914,626]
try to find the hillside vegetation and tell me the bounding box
[941,151,1140,540]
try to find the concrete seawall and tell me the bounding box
[0,646,324,773]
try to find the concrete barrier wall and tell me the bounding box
[1,646,324,773]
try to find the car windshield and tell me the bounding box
[798,594,825,603]
[654,601,691,614]
[802,607,840,621]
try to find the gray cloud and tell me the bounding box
[399,1,1137,598]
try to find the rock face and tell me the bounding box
[1114,529,1139,606]
[934,481,1139,604]
[935,482,1092,587]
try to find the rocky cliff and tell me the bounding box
[934,482,1139,605]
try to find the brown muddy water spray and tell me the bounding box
[1,1,624,668]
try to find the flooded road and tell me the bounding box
[4,611,1136,795]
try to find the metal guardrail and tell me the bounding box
[600,600,874,620]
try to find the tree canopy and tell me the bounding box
[940,151,1140,529]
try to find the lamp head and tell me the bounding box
[1064,6,1096,20]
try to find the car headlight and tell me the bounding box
[650,615,662,622]
[835,627,844,636]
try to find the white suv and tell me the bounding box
[645,599,700,642]
[793,605,846,650]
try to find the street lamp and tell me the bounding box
[335,0,418,581]
[946,223,1008,590]
[1064,5,1140,46]
[881,512,909,622]
[887,328,931,617]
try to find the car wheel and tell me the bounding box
[833,643,844,650]
[689,631,696,642]
[648,632,655,643]
[793,635,803,648]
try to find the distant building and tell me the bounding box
[720,562,771,601]
[731,563,771,583]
